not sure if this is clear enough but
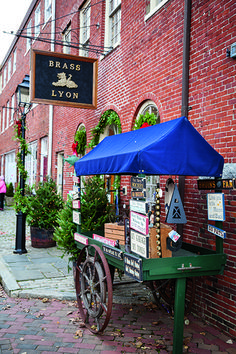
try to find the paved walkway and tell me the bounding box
[0,206,236,353]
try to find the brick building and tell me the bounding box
[0,0,236,337]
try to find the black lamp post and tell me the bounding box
[14,75,31,255]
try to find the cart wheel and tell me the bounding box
[151,278,196,316]
[75,244,113,334]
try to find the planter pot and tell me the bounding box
[5,196,15,206]
[30,226,56,248]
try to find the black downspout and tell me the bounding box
[178,0,192,236]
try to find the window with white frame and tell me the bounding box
[105,0,121,50]
[5,151,16,185]
[80,0,91,57]
[63,23,71,54]
[4,66,7,87]
[13,50,17,73]
[6,101,9,129]
[10,95,15,125]
[0,74,2,93]
[26,20,32,52]
[2,107,5,132]
[8,58,11,81]
[35,3,41,37]
[45,0,52,22]
[25,141,37,186]
[0,111,1,132]
[145,0,169,19]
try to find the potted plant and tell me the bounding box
[27,177,64,248]
[5,182,14,206]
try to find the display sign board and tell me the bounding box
[131,177,146,190]
[92,234,116,247]
[130,211,149,235]
[73,176,80,183]
[72,200,80,209]
[102,245,123,260]
[73,211,81,225]
[31,49,97,109]
[207,224,226,239]
[130,199,149,215]
[74,233,88,245]
[124,254,143,282]
[73,185,80,193]
[131,190,146,199]
[198,179,235,190]
[130,230,149,258]
[207,193,225,221]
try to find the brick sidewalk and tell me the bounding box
[1,285,236,354]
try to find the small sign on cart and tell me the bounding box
[124,254,143,282]
[207,193,225,221]
[207,224,226,239]
[72,200,80,209]
[130,230,149,258]
[102,245,123,260]
[73,211,81,225]
[74,232,88,245]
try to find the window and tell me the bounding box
[13,50,17,73]
[0,74,2,93]
[2,107,5,132]
[105,0,121,49]
[63,23,71,54]
[80,0,91,57]
[3,67,7,87]
[40,137,48,182]
[8,58,12,81]
[35,4,41,37]
[6,101,9,129]
[5,151,16,185]
[25,141,37,186]
[45,0,52,22]
[10,95,15,125]
[26,20,32,52]
[145,0,169,19]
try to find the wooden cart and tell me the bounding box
[72,117,227,354]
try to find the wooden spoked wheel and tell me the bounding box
[150,277,196,316]
[75,244,113,333]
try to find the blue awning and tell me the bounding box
[74,116,224,177]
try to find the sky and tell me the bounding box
[0,0,32,64]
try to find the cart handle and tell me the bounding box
[177,263,202,271]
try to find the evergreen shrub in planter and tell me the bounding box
[27,178,64,248]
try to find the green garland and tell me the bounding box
[13,120,30,181]
[133,111,159,130]
[74,126,86,155]
[13,120,31,213]
[88,110,122,149]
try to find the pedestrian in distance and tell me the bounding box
[0,176,7,211]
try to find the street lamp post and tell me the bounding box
[14,75,31,255]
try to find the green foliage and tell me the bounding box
[6,183,14,197]
[133,111,159,130]
[26,177,64,230]
[13,121,31,181]
[53,198,79,264]
[81,176,111,231]
[74,126,86,155]
[13,186,31,214]
[88,110,122,149]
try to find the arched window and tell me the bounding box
[136,101,160,207]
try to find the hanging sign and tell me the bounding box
[131,177,146,190]
[130,211,149,235]
[207,193,225,221]
[130,199,148,215]
[31,49,98,109]
[130,230,149,258]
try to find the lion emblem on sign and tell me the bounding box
[52,72,78,88]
